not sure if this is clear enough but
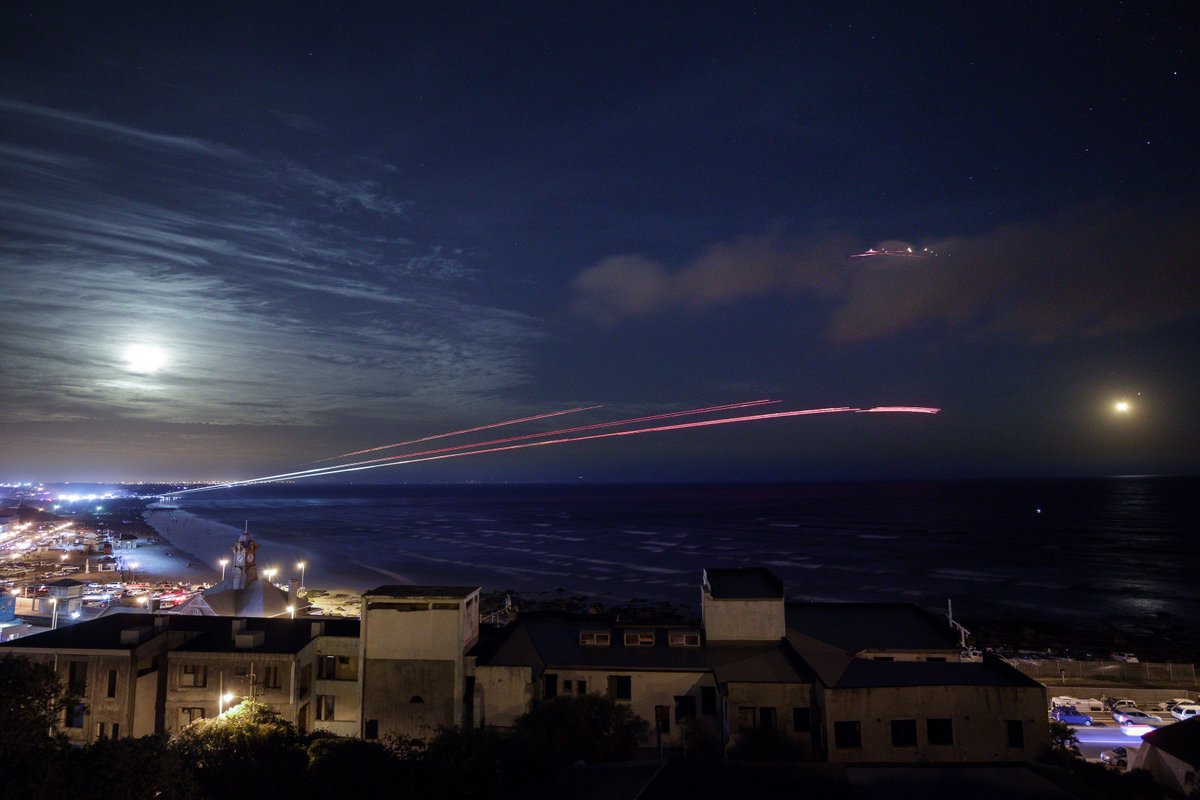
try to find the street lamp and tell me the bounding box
[219,558,229,580]
[297,561,306,589]
[50,597,59,629]
[287,605,295,619]
[130,561,139,582]
[265,568,277,584]
[219,692,234,714]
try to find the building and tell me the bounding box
[170,526,307,617]
[0,567,1047,763]
[0,612,359,745]
[1131,716,1200,795]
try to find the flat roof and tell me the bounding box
[785,602,959,654]
[704,568,784,599]
[364,585,478,599]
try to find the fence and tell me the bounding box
[1009,658,1196,685]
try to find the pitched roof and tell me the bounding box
[1141,715,1200,766]
[785,602,959,654]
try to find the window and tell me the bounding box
[316,695,335,721]
[834,720,862,749]
[608,675,632,701]
[759,707,777,731]
[655,705,670,734]
[792,707,811,732]
[107,669,118,698]
[180,707,205,726]
[580,631,611,646]
[431,602,459,610]
[1005,720,1024,748]
[891,719,917,747]
[737,706,756,732]
[180,664,207,688]
[365,719,379,740]
[624,631,654,647]
[925,656,947,662]
[67,703,85,729]
[68,661,88,694]
[668,631,701,647]
[563,679,573,692]
[675,695,697,723]
[927,718,953,745]
[409,695,424,704]
[96,722,107,739]
[262,665,281,690]
[316,654,357,681]
[111,723,119,739]
[543,673,558,698]
[575,679,587,695]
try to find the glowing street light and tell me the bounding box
[287,604,295,619]
[219,692,235,714]
[265,568,277,584]
[297,561,306,589]
[219,558,229,580]
[50,597,59,629]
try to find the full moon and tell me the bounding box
[123,344,167,374]
[1113,400,1131,414]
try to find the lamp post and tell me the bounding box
[50,597,59,629]
[287,605,295,620]
[219,558,228,581]
[265,568,277,585]
[219,692,234,714]
[297,561,306,590]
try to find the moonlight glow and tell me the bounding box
[122,344,167,374]
[1114,400,1131,414]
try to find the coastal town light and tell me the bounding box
[50,597,59,629]
[219,558,229,580]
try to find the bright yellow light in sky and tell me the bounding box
[123,344,167,374]
[1113,400,1131,414]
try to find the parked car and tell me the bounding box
[1156,698,1193,712]
[1112,709,1162,725]
[1100,746,1128,768]
[1107,698,1138,710]
[1051,706,1094,725]
[1171,704,1200,722]
[1111,652,1139,663]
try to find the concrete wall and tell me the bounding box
[702,597,784,642]
[473,664,533,728]
[164,651,297,732]
[726,680,814,754]
[820,683,1049,763]
[362,657,457,739]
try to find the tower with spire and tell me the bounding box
[231,522,259,590]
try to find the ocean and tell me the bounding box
[171,477,1199,639]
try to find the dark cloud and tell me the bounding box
[572,203,1200,345]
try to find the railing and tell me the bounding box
[1007,657,1196,684]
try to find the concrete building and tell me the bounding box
[1131,716,1200,795]
[360,584,480,740]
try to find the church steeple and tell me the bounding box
[231,522,259,589]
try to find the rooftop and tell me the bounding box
[703,568,784,600]
[785,602,959,655]
[365,585,478,599]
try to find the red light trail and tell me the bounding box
[173,404,939,494]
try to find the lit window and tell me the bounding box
[580,631,611,646]
[668,631,701,647]
[624,631,655,647]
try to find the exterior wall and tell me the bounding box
[362,657,457,738]
[165,651,296,733]
[857,649,963,662]
[1133,745,1196,795]
[300,634,360,737]
[726,681,814,754]
[820,683,1049,763]
[473,664,534,728]
[702,597,784,642]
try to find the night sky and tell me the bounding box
[1,3,1197,483]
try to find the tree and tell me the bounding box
[512,694,649,771]
[169,699,307,800]
[0,654,80,800]
[306,736,408,799]
[65,735,199,800]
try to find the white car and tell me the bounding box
[1100,746,1128,768]
[1111,652,1139,663]
[1172,704,1200,722]
[1156,698,1193,711]
[1112,708,1162,725]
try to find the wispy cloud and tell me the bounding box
[0,101,537,428]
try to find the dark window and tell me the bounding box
[675,695,697,723]
[792,707,811,732]
[608,675,632,701]
[543,673,558,699]
[891,719,918,747]
[655,705,670,733]
[563,679,573,692]
[365,719,379,740]
[181,664,207,688]
[410,695,424,704]
[111,722,119,739]
[925,656,947,662]
[580,631,611,646]
[264,666,282,689]
[927,718,953,745]
[68,661,88,694]
[576,679,587,695]
[759,707,777,730]
[834,720,862,749]
[1006,720,1024,748]
[700,686,716,716]
[180,707,204,726]
[107,669,118,698]
[737,706,756,731]
[67,703,85,729]
[873,656,894,661]
[316,695,335,721]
